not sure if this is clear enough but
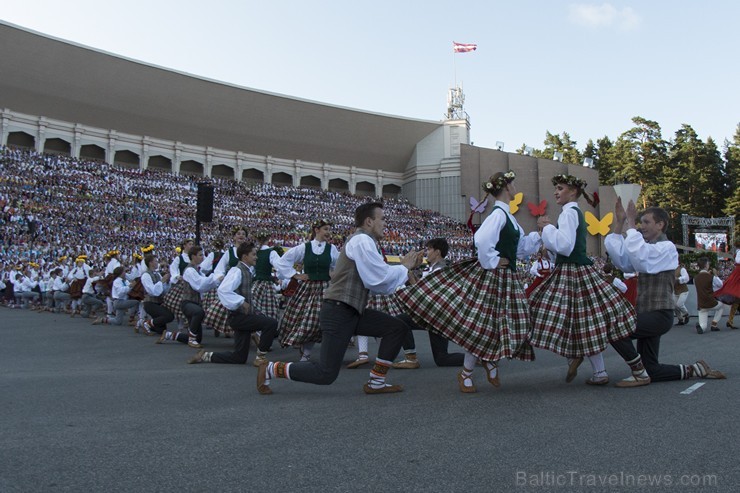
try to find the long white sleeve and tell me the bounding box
[112,278,131,299]
[141,272,165,297]
[183,267,220,294]
[344,234,408,295]
[217,267,244,311]
[541,203,579,257]
[605,229,678,274]
[274,243,306,280]
[677,267,689,285]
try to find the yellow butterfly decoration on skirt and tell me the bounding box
[585,211,613,236]
[509,192,524,214]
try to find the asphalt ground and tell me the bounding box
[1,307,738,493]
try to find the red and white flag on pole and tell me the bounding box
[453,42,477,53]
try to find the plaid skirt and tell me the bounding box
[202,290,233,336]
[279,280,329,347]
[396,257,534,362]
[366,293,404,316]
[252,280,280,319]
[162,280,186,319]
[528,263,636,358]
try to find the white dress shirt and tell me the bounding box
[141,271,167,297]
[605,229,678,274]
[182,266,220,294]
[52,276,69,292]
[112,277,131,300]
[83,276,101,295]
[169,253,190,281]
[529,258,553,278]
[105,258,121,276]
[474,200,542,270]
[676,267,690,285]
[343,233,408,296]
[541,202,580,257]
[217,262,250,311]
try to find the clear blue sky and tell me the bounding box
[3,0,739,154]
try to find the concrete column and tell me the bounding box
[376,170,384,198]
[173,143,183,175]
[294,160,302,187]
[235,153,245,181]
[322,163,330,190]
[73,124,84,158]
[266,157,273,185]
[205,147,213,177]
[36,117,47,153]
[1,110,10,147]
[141,137,151,170]
[349,166,357,195]
[106,131,117,164]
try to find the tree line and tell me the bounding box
[517,117,740,240]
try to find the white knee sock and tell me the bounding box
[587,353,607,376]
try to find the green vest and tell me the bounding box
[254,248,275,281]
[493,206,520,272]
[228,248,239,268]
[555,207,593,266]
[304,242,332,281]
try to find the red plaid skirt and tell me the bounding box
[279,280,328,347]
[396,257,534,362]
[366,293,404,316]
[252,280,280,319]
[202,290,233,336]
[528,263,636,358]
[162,280,186,319]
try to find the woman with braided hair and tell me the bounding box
[528,174,636,385]
[397,171,544,393]
[274,219,340,362]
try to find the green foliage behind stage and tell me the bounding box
[517,118,740,240]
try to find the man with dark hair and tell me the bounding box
[393,238,464,369]
[257,202,423,394]
[605,199,725,387]
[694,257,725,334]
[189,242,278,366]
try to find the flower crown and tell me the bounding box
[75,255,88,262]
[482,171,516,194]
[552,174,587,189]
[141,244,155,253]
[58,256,68,262]
[175,246,183,254]
[312,219,333,230]
[133,253,143,261]
[107,250,120,257]
[29,262,40,269]
[254,230,271,240]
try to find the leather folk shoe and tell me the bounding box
[457,371,477,393]
[188,350,206,364]
[363,383,403,394]
[615,375,651,388]
[566,357,583,383]
[256,361,273,395]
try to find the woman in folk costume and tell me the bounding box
[202,238,233,339]
[714,241,740,329]
[397,171,544,393]
[162,239,195,328]
[204,228,248,338]
[528,174,636,385]
[274,219,340,362]
[525,247,554,298]
[251,231,282,320]
[213,226,248,278]
[67,254,91,316]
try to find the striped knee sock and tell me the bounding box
[368,358,393,389]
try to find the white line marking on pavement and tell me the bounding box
[680,382,705,394]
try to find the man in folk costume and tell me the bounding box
[673,261,690,325]
[693,258,727,334]
[605,200,725,386]
[179,245,222,348]
[139,254,173,336]
[103,250,121,316]
[67,255,91,316]
[189,242,278,366]
[257,203,423,395]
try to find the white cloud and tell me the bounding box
[568,3,642,31]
